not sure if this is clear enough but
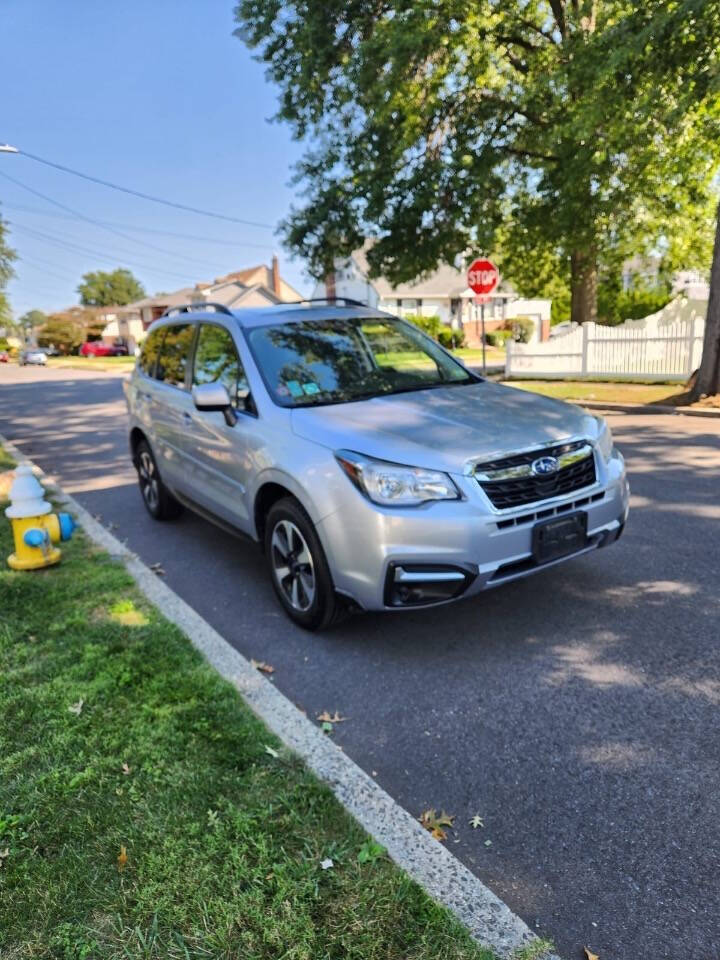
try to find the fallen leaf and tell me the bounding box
[484,839,492,847]
[469,814,485,829]
[121,762,131,776]
[117,846,128,872]
[584,950,599,960]
[317,711,347,724]
[250,659,275,674]
[320,858,334,870]
[419,809,455,842]
[149,562,165,576]
[264,745,279,758]
[68,698,84,716]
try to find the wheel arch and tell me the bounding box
[129,426,148,460]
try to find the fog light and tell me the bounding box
[384,564,475,607]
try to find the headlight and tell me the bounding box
[595,417,614,462]
[335,450,460,506]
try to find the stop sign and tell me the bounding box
[467,258,499,297]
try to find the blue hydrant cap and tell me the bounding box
[58,513,76,541]
[23,527,48,548]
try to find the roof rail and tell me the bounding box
[161,302,234,318]
[290,297,366,308]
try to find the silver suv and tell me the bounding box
[124,301,629,629]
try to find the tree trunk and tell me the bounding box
[570,251,598,325]
[691,202,720,399]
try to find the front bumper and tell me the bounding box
[316,448,629,612]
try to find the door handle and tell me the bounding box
[182,411,193,424]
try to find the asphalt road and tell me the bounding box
[2,364,720,960]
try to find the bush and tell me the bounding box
[437,327,466,349]
[405,314,466,349]
[404,313,441,339]
[597,285,674,326]
[511,316,535,343]
[485,329,512,348]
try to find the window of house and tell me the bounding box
[192,323,249,407]
[156,324,194,388]
[138,328,164,378]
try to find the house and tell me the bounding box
[98,256,302,352]
[311,245,552,345]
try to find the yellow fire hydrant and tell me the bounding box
[5,462,76,570]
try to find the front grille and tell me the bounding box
[475,440,597,510]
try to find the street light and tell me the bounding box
[0,144,19,153]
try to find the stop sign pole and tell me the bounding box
[467,258,499,374]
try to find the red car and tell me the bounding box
[0,351,9,363]
[80,341,129,357]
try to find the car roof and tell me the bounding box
[150,302,393,332]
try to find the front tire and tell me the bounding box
[134,439,183,521]
[264,498,341,631]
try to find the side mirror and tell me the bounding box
[192,382,237,426]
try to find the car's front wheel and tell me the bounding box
[134,439,183,521]
[264,498,342,631]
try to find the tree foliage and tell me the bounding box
[0,211,17,325]
[235,0,720,324]
[18,309,48,331]
[37,308,105,355]
[77,268,145,307]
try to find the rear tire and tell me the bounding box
[134,439,183,521]
[264,497,342,631]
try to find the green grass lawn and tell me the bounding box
[454,347,506,367]
[47,356,136,372]
[0,455,498,960]
[502,379,682,405]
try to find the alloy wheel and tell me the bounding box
[138,450,159,511]
[270,519,316,612]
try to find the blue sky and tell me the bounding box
[2,0,311,317]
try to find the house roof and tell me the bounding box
[351,245,516,299]
[122,262,303,313]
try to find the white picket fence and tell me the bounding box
[505,298,707,381]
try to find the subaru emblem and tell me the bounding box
[531,456,559,477]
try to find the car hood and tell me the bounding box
[291,380,599,474]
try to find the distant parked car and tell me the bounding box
[19,349,47,366]
[0,350,9,363]
[80,341,130,357]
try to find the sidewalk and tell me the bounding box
[0,444,554,960]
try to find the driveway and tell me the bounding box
[2,363,719,960]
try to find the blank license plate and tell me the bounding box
[532,513,588,564]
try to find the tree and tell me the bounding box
[37,307,105,355]
[235,0,718,324]
[600,0,720,395]
[0,211,17,325]
[18,309,48,333]
[77,269,145,307]
[695,204,720,397]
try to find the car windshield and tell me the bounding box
[246,316,475,407]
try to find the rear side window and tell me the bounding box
[192,324,249,407]
[156,324,194,389]
[138,329,163,378]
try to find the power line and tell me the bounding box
[11,222,195,282]
[9,148,276,229]
[0,169,234,273]
[1,202,276,250]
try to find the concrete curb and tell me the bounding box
[575,400,720,418]
[0,432,559,960]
